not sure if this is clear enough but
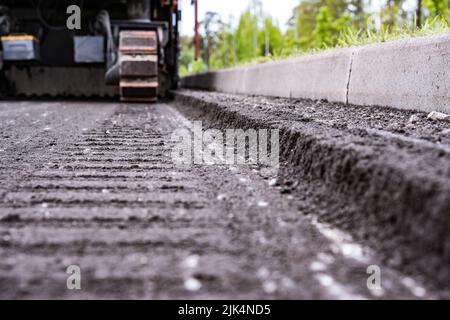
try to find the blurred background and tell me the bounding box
[178,0,449,75]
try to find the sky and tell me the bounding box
[180,0,300,36]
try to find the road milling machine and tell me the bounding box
[0,0,181,101]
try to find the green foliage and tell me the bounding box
[191,58,206,73]
[180,0,450,74]
[314,6,333,48]
[380,0,405,28]
[210,30,236,69]
[235,10,260,62]
[312,6,352,48]
[180,42,194,69]
[258,17,284,56]
[338,15,450,47]
[424,0,449,16]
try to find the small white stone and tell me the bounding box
[315,273,334,287]
[369,287,385,297]
[280,277,295,289]
[184,277,202,292]
[257,200,269,207]
[262,280,277,294]
[427,111,450,122]
[401,277,427,297]
[257,267,270,279]
[217,194,227,201]
[408,114,421,124]
[182,255,199,269]
[268,178,278,187]
[310,261,327,272]
[412,286,426,298]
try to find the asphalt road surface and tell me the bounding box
[0,96,448,299]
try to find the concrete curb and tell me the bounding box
[181,33,450,113]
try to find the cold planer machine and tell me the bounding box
[117,30,159,101]
[0,0,180,101]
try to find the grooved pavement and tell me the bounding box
[0,101,441,299]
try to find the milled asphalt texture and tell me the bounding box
[0,93,449,299]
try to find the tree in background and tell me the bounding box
[180,0,449,75]
[258,17,284,56]
[209,20,236,68]
[199,11,224,68]
[381,0,407,29]
[349,0,365,29]
[312,6,352,48]
[314,6,333,48]
[179,36,194,76]
[179,35,206,75]
[424,0,449,17]
[287,0,350,50]
[235,10,260,61]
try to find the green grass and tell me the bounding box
[337,16,450,47]
[264,16,450,63]
[184,15,450,75]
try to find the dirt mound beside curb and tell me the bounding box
[174,90,450,289]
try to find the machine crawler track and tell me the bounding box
[119,31,159,102]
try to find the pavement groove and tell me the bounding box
[0,99,448,299]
